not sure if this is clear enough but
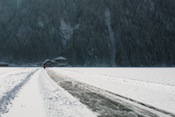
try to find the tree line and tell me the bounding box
[0,0,175,66]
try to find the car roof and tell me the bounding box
[43,59,51,63]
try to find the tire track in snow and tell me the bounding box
[103,90,175,117]
[47,70,165,117]
[0,69,38,115]
[39,69,97,117]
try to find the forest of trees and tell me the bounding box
[0,0,175,66]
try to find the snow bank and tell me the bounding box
[39,69,97,117]
[50,68,175,115]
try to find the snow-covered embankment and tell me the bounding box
[39,69,97,117]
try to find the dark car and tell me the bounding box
[43,59,52,68]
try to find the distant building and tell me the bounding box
[43,57,68,68]
[54,57,68,67]
[0,62,9,67]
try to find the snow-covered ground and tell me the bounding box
[0,68,97,117]
[0,67,22,75]
[50,68,175,116]
[2,69,45,117]
[39,69,97,117]
[0,67,175,117]
[0,68,38,116]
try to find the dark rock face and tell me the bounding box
[0,0,175,66]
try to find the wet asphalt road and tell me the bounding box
[47,70,165,117]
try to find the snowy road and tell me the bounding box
[0,67,175,117]
[0,68,96,117]
[47,69,174,117]
[0,68,38,115]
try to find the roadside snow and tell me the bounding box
[1,67,174,117]
[0,68,97,117]
[0,68,37,114]
[39,69,97,117]
[0,69,35,96]
[50,68,175,115]
[2,69,45,117]
[0,68,22,75]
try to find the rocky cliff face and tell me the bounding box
[0,0,175,66]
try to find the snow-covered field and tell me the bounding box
[0,68,97,117]
[0,68,22,75]
[0,67,175,117]
[50,68,175,116]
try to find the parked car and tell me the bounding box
[42,59,52,68]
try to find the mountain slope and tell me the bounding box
[0,0,175,66]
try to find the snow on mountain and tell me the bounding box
[1,0,175,66]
